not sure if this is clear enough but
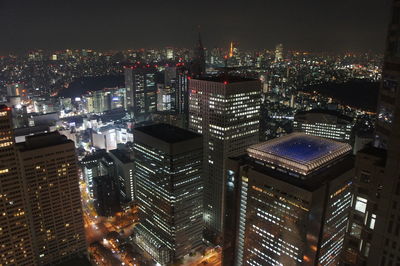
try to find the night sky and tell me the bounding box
[0,0,392,54]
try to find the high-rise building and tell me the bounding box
[227,133,354,265]
[275,43,283,62]
[189,76,261,240]
[109,149,135,204]
[133,124,203,265]
[157,84,174,112]
[293,109,354,144]
[343,1,400,265]
[190,32,206,77]
[124,67,157,119]
[0,105,35,265]
[16,132,86,265]
[92,175,121,217]
[81,150,115,197]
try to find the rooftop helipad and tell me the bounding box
[247,133,352,176]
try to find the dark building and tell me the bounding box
[109,148,135,204]
[163,66,191,124]
[190,33,206,78]
[188,76,261,241]
[92,175,121,217]
[225,133,354,265]
[133,124,203,265]
[343,1,400,265]
[124,67,157,120]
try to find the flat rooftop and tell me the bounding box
[17,131,73,151]
[247,133,352,176]
[134,123,201,143]
[195,75,257,83]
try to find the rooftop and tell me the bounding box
[195,75,257,84]
[247,133,352,176]
[295,109,353,123]
[17,131,72,151]
[134,123,201,143]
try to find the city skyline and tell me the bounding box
[0,0,398,265]
[0,0,391,54]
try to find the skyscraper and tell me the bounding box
[16,132,86,265]
[0,105,35,265]
[228,133,354,265]
[190,32,206,77]
[109,149,135,204]
[343,1,400,265]
[124,67,157,119]
[275,43,283,62]
[293,109,354,144]
[133,124,203,265]
[188,76,261,240]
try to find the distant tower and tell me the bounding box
[229,42,234,58]
[275,43,283,62]
[191,30,206,77]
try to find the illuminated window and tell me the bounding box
[369,214,376,230]
[355,196,367,213]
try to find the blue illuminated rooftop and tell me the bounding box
[247,133,352,175]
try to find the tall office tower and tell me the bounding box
[189,76,261,240]
[0,105,35,265]
[109,149,135,204]
[92,175,121,217]
[16,132,86,265]
[81,150,116,198]
[124,67,157,120]
[157,84,174,112]
[133,124,203,265]
[164,66,190,115]
[293,109,354,144]
[165,47,174,60]
[190,32,206,77]
[343,1,400,265]
[226,133,353,265]
[275,43,283,62]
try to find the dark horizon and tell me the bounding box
[0,0,392,55]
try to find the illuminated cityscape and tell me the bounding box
[0,0,395,265]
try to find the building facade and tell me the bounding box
[188,76,261,239]
[124,67,157,119]
[343,1,400,265]
[293,109,354,144]
[109,149,135,204]
[16,132,86,265]
[226,133,354,266]
[133,124,203,265]
[0,105,35,265]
